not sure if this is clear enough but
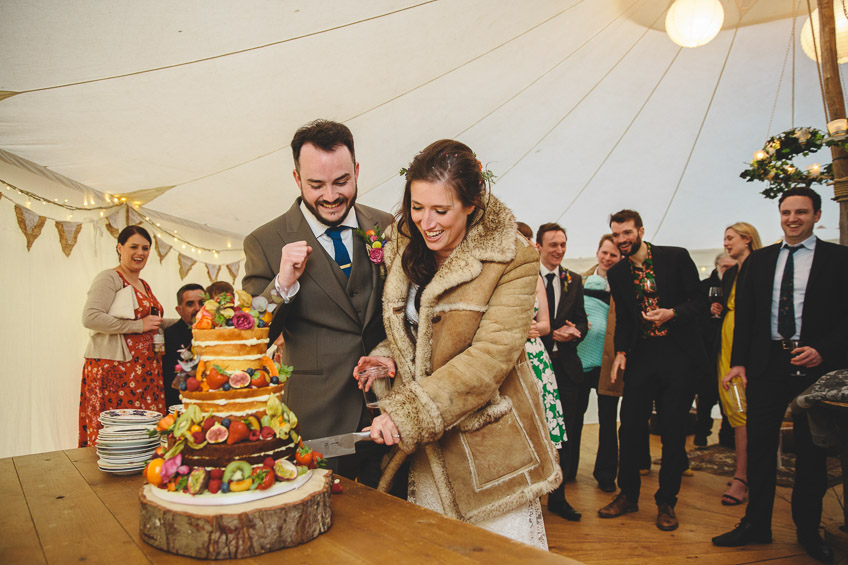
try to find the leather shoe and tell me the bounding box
[556,502,582,522]
[598,481,617,493]
[598,492,638,518]
[798,532,834,563]
[712,521,772,547]
[656,504,678,531]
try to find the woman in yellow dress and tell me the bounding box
[713,222,761,505]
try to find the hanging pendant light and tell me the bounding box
[800,0,848,63]
[665,0,725,48]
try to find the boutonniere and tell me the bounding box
[355,224,387,279]
[559,269,572,293]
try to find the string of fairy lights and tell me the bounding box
[0,179,243,259]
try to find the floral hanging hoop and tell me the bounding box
[740,127,848,199]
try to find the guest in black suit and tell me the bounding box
[597,210,707,532]
[713,187,848,563]
[162,283,204,408]
[536,222,588,522]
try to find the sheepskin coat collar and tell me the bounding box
[374,195,561,523]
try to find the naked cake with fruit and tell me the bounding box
[144,290,324,497]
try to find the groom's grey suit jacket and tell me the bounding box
[243,198,394,441]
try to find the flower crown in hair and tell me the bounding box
[399,153,497,185]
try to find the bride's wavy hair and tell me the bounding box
[397,139,488,287]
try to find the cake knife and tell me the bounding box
[305,431,372,459]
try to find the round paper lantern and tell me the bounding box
[800,0,848,64]
[665,0,725,48]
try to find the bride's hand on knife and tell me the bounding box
[366,414,401,446]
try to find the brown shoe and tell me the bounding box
[598,492,638,518]
[657,504,678,531]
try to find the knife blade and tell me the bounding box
[304,431,372,458]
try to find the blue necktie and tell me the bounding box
[325,227,351,277]
[777,245,800,339]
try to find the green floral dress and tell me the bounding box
[524,301,566,447]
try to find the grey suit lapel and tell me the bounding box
[282,202,360,325]
[355,206,385,328]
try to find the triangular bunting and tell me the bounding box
[127,207,145,226]
[206,263,222,282]
[154,235,172,263]
[226,261,241,283]
[178,253,197,280]
[105,207,128,239]
[14,205,47,251]
[54,220,82,257]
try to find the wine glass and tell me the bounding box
[789,340,806,377]
[709,287,723,318]
[357,366,390,421]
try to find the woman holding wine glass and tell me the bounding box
[713,222,762,505]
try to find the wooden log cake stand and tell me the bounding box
[139,468,332,559]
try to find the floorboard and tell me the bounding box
[544,421,846,564]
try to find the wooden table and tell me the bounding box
[1,447,580,563]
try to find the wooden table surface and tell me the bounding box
[1,447,580,564]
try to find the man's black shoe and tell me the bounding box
[712,521,772,547]
[693,434,707,448]
[556,502,582,522]
[798,532,834,563]
[598,481,617,493]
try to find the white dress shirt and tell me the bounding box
[770,234,816,340]
[274,202,359,301]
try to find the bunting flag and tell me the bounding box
[14,204,47,251]
[127,207,145,226]
[154,235,172,262]
[104,207,128,239]
[226,261,241,282]
[205,263,222,282]
[177,253,197,280]
[54,220,82,257]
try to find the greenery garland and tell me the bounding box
[740,127,848,199]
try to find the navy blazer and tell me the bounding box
[730,239,848,381]
[607,244,708,367]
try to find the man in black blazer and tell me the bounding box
[598,210,707,532]
[536,222,588,521]
[242,120,394,490]
[713,187,848,563]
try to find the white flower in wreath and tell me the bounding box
[794,128,811,143]
[766,143,778,156]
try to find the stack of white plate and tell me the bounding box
[96,409,162,475]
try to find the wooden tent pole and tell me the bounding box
[818,0,848,245]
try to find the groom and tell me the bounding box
[242,119,394,488]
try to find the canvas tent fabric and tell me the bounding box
[0,0,843,457]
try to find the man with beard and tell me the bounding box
[597,210,707,532]
[243,119,394,488]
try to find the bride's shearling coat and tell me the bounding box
[372,195,561,523]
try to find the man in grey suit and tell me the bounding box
[242,119,394,488]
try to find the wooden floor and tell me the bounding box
[543,422,846,564]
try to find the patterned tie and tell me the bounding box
[545,273,557,325]
[777,245,800,339]
[325,227,351,277]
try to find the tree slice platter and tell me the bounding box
[139,468,332,559]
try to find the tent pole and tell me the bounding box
[818,0,848,245]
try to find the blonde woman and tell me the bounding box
[712,222,762,505]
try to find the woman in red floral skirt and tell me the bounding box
[79,225,171,447]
